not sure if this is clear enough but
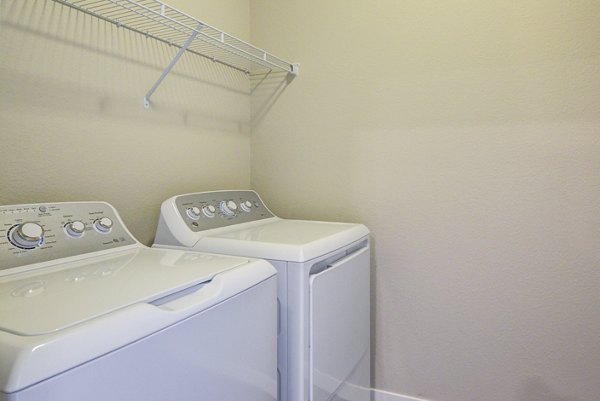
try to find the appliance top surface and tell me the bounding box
[199,219,369,262]
[209,219,365,245]
[0,199,256,337]
[157,190,370,261]
[0,246,251,336]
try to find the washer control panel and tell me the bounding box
[174,190,275,232]
[0,202,137,272]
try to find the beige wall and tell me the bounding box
[0,0,252,245]
[250,1,600,401]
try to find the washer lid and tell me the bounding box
[199,220,369,262]
[0,247,249,336]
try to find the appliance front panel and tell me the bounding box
[4,276,278,401]
[309,245,370,401]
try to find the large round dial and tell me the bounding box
[186,206,201,220]
[220,200,238,216]
[94,217,113,233]
[10,222,45,249]
[65,221,86,238]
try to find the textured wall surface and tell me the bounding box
[250,1,600,401]
[0,0,252,245]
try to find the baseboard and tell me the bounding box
[371,388,431,401]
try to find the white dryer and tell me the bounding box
[0,201,277,401]
[154,190,371,401]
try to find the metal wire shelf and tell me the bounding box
[50,0,298,108]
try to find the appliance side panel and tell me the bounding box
[285,260,311,401]
[268,259,289,401]
[153,214,184,247]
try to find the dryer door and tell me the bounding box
[309,245,370,401]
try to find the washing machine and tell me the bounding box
[153,190,371,401]
[0,201,277,401]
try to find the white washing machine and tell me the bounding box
[153,190,371,401]
[0,201,277,401]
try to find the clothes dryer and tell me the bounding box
[0,201,277,401]
[154,190,371,401]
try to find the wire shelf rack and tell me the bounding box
[50,0,298,108]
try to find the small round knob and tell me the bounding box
[94,217,113,233]
[186,206,201,220]
[65,221,86,238]
[202,205,216,218]
[240,200,253,213]
[220,200,238,216]
[11,222,45,249]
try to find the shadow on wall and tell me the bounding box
[251,70,295,129]
[0,0,290,132]
[516,377,572,401]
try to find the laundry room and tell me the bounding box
[1,1,599,401]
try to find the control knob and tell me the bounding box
[240,200,253,213]
[202,205,216,218]
[186,206,201,220]
[94,217,113,233]
[10,222,45,249]
[220,200,238,216]
[65,221,86,238]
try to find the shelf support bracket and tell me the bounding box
[144,23,203,109]
[290,63,300,76]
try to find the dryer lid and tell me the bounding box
[0,248,249,336]
[199,219,370,262]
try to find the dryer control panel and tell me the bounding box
[174,190,275,232]
[0,202,137,273]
